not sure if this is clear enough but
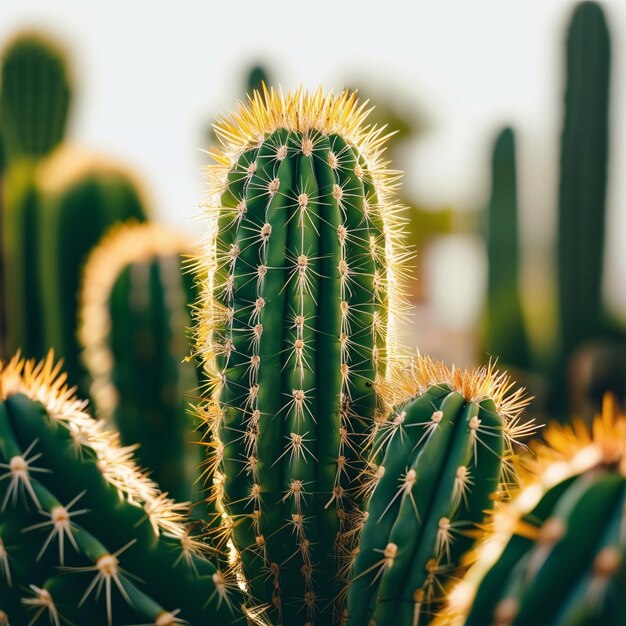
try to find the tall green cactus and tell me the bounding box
[37,148,149,392]
[558,1,611,383]
[0,31,71,161]
[442,396,626,626]
[484,127,531,370]
[195,87,406,624]
[80,222,204,505]
[345,357,530,625]
[0,353,245,625]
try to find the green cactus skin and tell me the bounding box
[247,65,271,95]
[37,149,149,394]
[80,223,205,506]
[557,2,611,386]
[442,398,626,626]
[0,32,71,161]
[345,358,528,626]
[1,161,43,359]
[0,353,245,625]
[485,127,531,371]
[196,87,404,624]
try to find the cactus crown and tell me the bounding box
[196,85,408,369]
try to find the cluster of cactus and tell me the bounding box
[79,222,205,505]
[0,31,149,400]
[440,395,626,626]
[4,62,623,625]
[0,353,244,625]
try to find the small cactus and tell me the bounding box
[195,86,407,624]
[0,353,243,625]
[79,222,205,505]
[345,356,531,625]
[441,395,626,626]
[0,31,71,161]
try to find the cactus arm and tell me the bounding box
[510,473,624,625]
[346,388,462,624]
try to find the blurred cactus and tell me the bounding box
[0,32,71,161]
[442,395,626,626]
[247,64,271,94]
[0,353,243,625]
[557,1,611,399]
[37,148,148,393]
[1,161,43,358]
[484,127,531,370]
[80,222,204,505]
[346,357,530,625]
[196,87,406,623]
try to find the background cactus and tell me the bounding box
[37,148,149,393]
[195,86,406,624]
[0,32,71,162]
[557,1,611,407]
[0,353,245,625]
[345,357,530,625]
[79,222,205,506]
[484,127,531,372]
[441,395,626,626]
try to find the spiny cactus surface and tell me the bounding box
[195,87,407,624]
[0,32,71,161]
[0,354,245,625]
[346,357,530,626]
[442,396,626,626]
[80,222,205,505]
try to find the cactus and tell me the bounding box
[441,395,626,626]
[247,65,271,95]
[79,222,205,505]
[0,352,247,625]
[195,86,407,624]
[345,356,530,625]
[557,1,611,397]
[0,32,71,161]
[484,127,531,371]
[36,147,149,393]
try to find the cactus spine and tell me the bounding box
[196,87,405,624]
[0,353,243,625]
[0,32,71,161]
[37,148,149,392]
[80,222,204,505]
[346,357,530,625]
[557,1,610,388]
[485,128,530,370]
[441,396,626,626]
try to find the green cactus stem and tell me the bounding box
[79,222,204,505]
[441,396,626,626]
[0,31,72,162]
[345,356,531,626]
[0,353,246,625]
[195,87,407,624]
[557,1,611,397]
[37,147,149,393]
[484,127,531,370]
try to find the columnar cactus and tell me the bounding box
[484,128,530,371]
[79,222,204,505]
[557,1,611,395]
[345,357,530,625]
[0,353,244,625]
[195,87,406,624]
[0,32,71,161]
[441,396,626,626]
[37,148,149,392]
